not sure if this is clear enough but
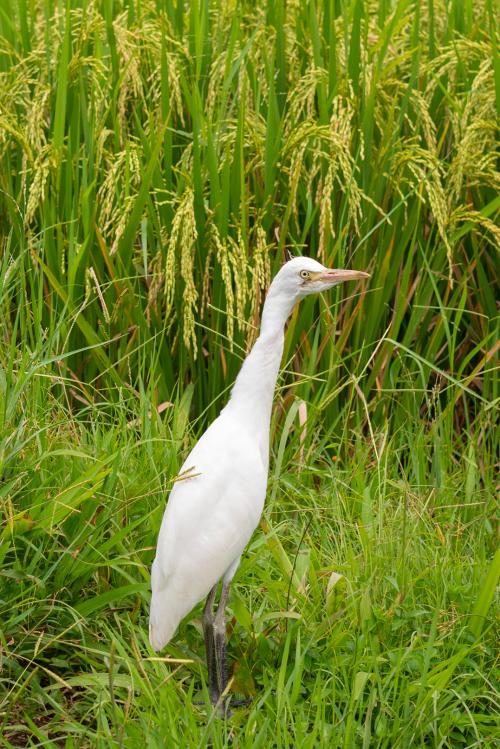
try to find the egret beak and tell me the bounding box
[319,269,370,283]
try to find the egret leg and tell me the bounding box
[213,580,231,702]
[202,583,219,705]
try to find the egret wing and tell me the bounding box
[149,414,266,651]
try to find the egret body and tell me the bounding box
[149,257,369,705]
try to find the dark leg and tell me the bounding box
[213,580,231,704]
[202,583,219,705]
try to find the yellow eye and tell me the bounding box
[300,270,310,280]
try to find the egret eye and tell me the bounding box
[300,270,310,280]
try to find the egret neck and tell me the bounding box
[224,284,296,444]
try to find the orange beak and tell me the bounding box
[319,269,370,283]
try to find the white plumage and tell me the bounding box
[149,256,369,704]
[150,414,266,650]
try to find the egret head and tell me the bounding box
[273,256,370,300]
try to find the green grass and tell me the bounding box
[0,0,499,746]
[0,382,498,747]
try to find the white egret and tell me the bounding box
[149,256,369,706]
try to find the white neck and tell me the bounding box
[224,284,297,437]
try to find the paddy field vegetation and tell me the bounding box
[0,0,498,746]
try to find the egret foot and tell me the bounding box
[229,697,252,707]
[192,696,251,709]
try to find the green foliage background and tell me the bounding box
[0,1,498,746]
